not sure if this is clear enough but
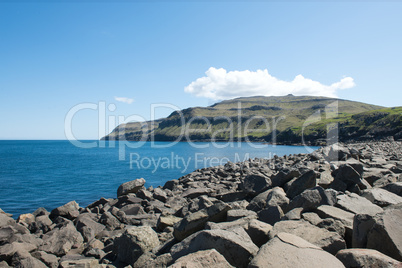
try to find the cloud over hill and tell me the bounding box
[185,67,355,100]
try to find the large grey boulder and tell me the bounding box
[361,188,402,207]
[113,226,160,265]
[286,170,317,199]
[117,178,146,197]
[248,232,345,268]
[366,204,402,261]
[49,201,80,220]
[330,164,371,191]
[169,249,234,268]
[245,219,272,247]
[269,220,346,254]
[336,192,383,215]
[39,222,84,256]
[170,228,258,268]
[265,187,289,210]
[336,248,401,268]
[173,201,231,241]
[258,206,284,226]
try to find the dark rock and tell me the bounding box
[317,218,346,237]
[287,187,337,213]
[240,174,271,196]
[271,168,301,188]
[99,211,121,230]
[257,206,284,226]
[75,213,105,242]
[182,188,211,199]
[382,182,402,197]
[286,170,317,199]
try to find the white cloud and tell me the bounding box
[114,96,134,104]
[184,67,356,100]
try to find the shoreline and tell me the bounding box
[1,140,401,267]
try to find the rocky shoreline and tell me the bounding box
[1,141,402,267]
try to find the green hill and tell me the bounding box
[102,95,398,145]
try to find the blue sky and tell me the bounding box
[0,1,401,139]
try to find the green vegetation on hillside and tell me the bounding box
[102,95,400,145]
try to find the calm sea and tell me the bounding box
[0,140,318,217]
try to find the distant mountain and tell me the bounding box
[102,95,401,145]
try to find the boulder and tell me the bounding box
[287,187,337,212]
[31,251,59,268]
[99,211,121,230]
[113,226,160,265]
[226,209,257,221]
[332,164,371,191]
[173,201,231,241]
[39,222,84,256]
[0,242,37,263]
[169,249,234,268]
[246,189,274,212]
[170,228,258,268]
[17,213,35,226]
[49,201,80,220]
[157,215,182,231]
[269,220,346,254]
[117,178,146,197]
[0,214,15,228]
[240,174,271,196]
[271,168,301,188]
[336,248,401,268]
[153,188,168,203]
[248,232,345,268]
[265,187,289,210]
[29,215,53,234]
[366,204,402,261]
[286,170,317,199]
[361,188,402,207]
[257,206,284,226]
[316,205,354,230]
[336,192,383,215]
[245,219,272,247]
[75,213,105,242]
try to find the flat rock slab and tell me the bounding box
[336,193,383,215]
[316,205,354,229]
[336,248,402,268]
[248,232,345,268]
[269,220,346,255]
[169,249,234,268]
[361,188,402,207]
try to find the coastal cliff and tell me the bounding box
[1,141,402,267]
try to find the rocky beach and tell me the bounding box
[1,141,402,268]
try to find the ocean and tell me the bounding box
[0,140,318,217]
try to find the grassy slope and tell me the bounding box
[102,95,392,144]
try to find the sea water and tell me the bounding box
[0,140,318,217]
